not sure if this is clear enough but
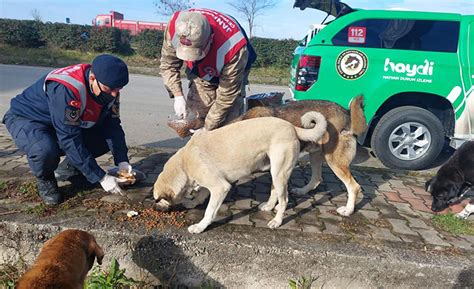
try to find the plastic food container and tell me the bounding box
[167,111,204,138]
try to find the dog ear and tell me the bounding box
[425,177,435,192]
[89,239,105,265]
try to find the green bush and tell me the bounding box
[0,18,302,69]
[117,29,133,55]
[87,26,131,54]
[0,19,43,47]
[250,37,299,68]
[134,29,164,58]
[0,19,132,53]
[39,23,91,50]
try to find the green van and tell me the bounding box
[289,0,474,170]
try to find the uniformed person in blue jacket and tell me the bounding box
[2,54,133,205]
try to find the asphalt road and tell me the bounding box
[0,64,287,150]
[0,64,452,170]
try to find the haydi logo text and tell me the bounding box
[384,58,434,77]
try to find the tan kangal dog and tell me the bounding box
[154,112,327,233]
[17,229,104,289]
[235,95,367,216]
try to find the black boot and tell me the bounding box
[55,158,95,189]
[37,176,62,205]
[54,158,81,181]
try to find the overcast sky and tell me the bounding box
[1,0,473,39]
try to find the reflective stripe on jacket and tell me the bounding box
[44,64,104,128]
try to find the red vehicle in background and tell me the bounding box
[93,11,166,35]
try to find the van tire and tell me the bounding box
[371,106,444,170]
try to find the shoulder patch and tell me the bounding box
[68,100,81,109]
[64,105,80,125]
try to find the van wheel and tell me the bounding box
[371,106,444,170]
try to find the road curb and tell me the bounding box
[1,220,472,288]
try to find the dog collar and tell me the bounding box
[447,182,473,205]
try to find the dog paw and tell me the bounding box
[188,224,206,234]
[456,210,470,220]
[267,218,282,229]
[259,202,275,211]
[336,206,354,217]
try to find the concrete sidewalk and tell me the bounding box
[1,124,473,288]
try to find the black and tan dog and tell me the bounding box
[17,229,104,289]
[234,95,367,216]
[426,140,474,212]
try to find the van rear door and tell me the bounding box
[293,0,353,17]
[460,18,474,138]
[467,20,474,88]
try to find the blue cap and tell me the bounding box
[91,54,129,89]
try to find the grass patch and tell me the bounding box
[57,191,87,212]
[0,263,23,289]
[0,181,6,192]
[406,170,436,178]
[0,44,289,85]
[4,180,42,203]
[19,181,38,197]
[23,203,55,216]
[248,66,290,86]
[85,258,142,289]
[432,214,474,235]
[0,44,95,67]
[289,276,318,289]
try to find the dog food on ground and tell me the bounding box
[117,208,187,231]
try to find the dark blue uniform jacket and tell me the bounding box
[4,68,128,183]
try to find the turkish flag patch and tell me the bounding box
[68,100,81,108]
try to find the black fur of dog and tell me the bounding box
[425,141,474,212]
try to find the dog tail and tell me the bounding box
[349,95,367,136]
[294,111,327,142]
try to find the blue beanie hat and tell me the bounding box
[91,54,129,89]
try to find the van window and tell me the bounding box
[332,19,459,52]
[299,35,308,47]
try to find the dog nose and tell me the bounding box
[431,205,442,212]
[431,201,446,212]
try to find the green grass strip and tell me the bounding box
[432,214,474,236]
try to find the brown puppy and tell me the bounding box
[235,95,367,216]
[17,229,104,289]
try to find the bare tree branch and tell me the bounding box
[30,8,42,22]
[227,0,276,38]
[154,0,194,16]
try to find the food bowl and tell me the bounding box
[167,111,204,138]
[108,167,146,186]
